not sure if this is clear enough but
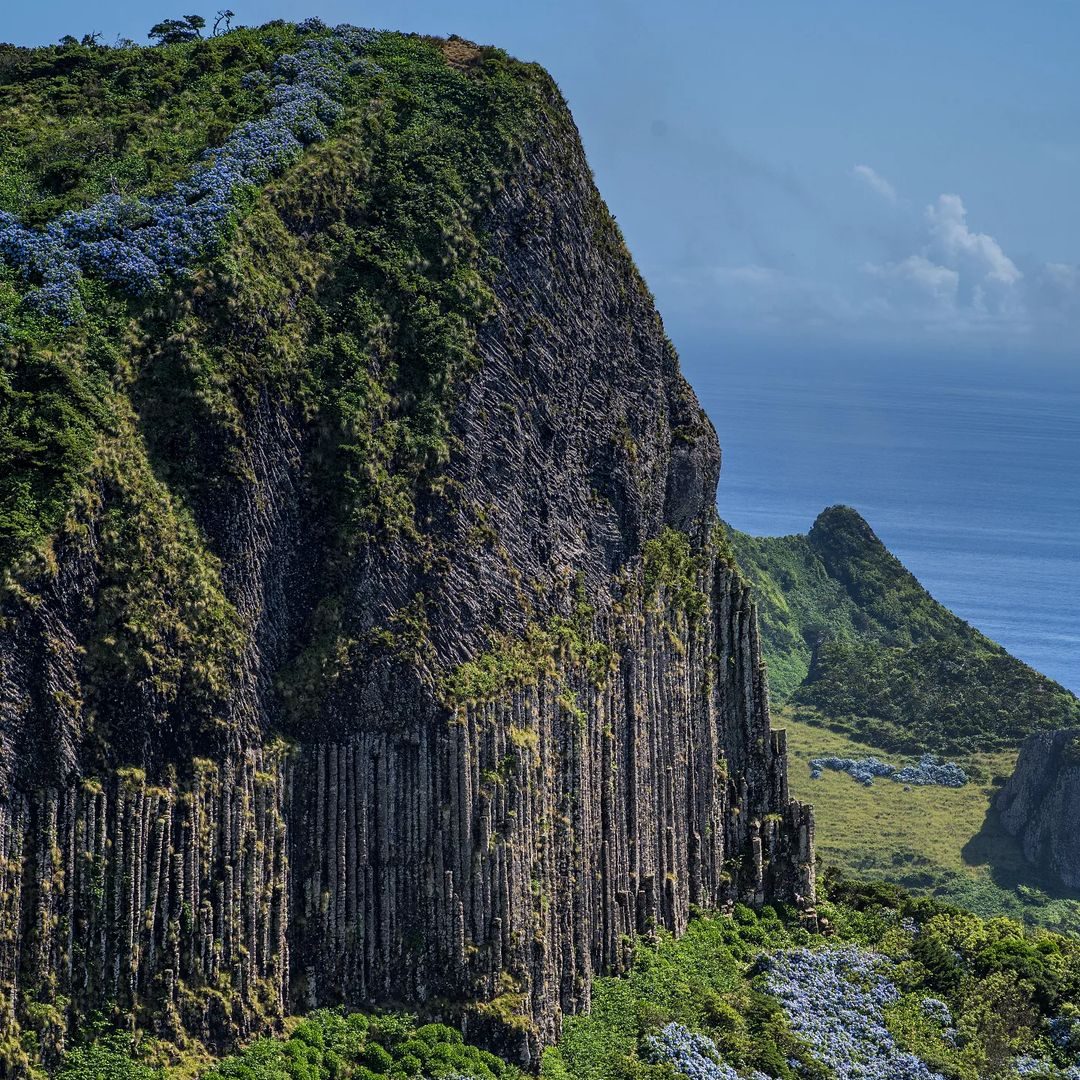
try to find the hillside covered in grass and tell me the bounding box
[727,506,1080,754]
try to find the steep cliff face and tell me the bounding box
[997,730,1080,892]
[0,26,813,1072]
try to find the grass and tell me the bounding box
[728,508,1080,754]
[781,708,1080,935]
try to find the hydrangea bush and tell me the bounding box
[0,23,379,324]
[1052,1018,1080,1056]
[643,948,954,1080]
[761,947,945,1080]
[645,1024,776,1080]
[1013,1017,1080,1080]
[1014,1055,1080,1079]
[809,753,967,788]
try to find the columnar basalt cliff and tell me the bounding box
[0,27,813,1072]
[997,729,1080,892]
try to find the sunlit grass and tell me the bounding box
[780,709,1080,935]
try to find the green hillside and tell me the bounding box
[782,711,1080,936]
[728,506,1080,754]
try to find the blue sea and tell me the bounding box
[677,342,1080,694]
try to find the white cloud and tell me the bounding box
[864,193,1027,329]
[1031,262,1080,320]
[671,176,1078,346]
[852,164,897,203]
[925,194,1021,286]
[1040,261,1080,297]
[864,255,959,310]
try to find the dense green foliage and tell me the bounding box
[541,877,1080,1080]
[819,876,1080,1078]
[541,905,827,1080]
[642,526,710,619]
[728,506,1080,753]
[798,637,1080,753]
[201,1012,520,1080]
[0,26,295,224]
[53,1012,521,1080]
[0,23,549,736]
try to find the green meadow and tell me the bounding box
[780,709,1080,936]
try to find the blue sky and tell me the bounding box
[7,0,1080,356]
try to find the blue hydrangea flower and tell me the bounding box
[761,947,945,1080]
[809,754,967,788]
[0,24,381,323]
[645,1023,777,1080]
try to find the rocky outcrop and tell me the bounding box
[997,729,1080,892]
[0,44,813,1071]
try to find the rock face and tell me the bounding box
[0,37,813,1071]
[997,729,1080,892]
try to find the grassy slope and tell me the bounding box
[782,709,1080,935]
[728,506,1080,754]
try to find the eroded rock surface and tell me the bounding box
[0,50,813,1069]
[998,729,1080,892]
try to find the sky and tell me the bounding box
[6,1,1080,356]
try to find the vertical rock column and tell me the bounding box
[287,551,814,1054]
[0,747,292,1058]
[0,796,27,1031]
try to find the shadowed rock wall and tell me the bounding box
[997,729,1080,892]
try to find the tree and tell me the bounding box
[147,14,205,44]
[213,9,235,35]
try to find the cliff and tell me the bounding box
[997,729,1080,892]
[727,507,1080,754]
[0,24,813,1073]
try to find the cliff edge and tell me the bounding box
[0,24,813,1071]
[997,729,1080,892]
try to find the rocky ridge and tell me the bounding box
[0,26,814,1072]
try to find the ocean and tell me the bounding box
[678,343,1080,694]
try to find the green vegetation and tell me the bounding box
[642,527,710,619]
[817,876,1080,1079]
[730,506,1080,936]
[541,878,1080,1080]
[1,22,552,729]
[49,883,1080,1080]
[0,25,295,224]
[53,1012,521,1080]
[783,710,1080,935]
[443,579,613,704]
[727,506,1080,753]
[541,905,826,1080]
